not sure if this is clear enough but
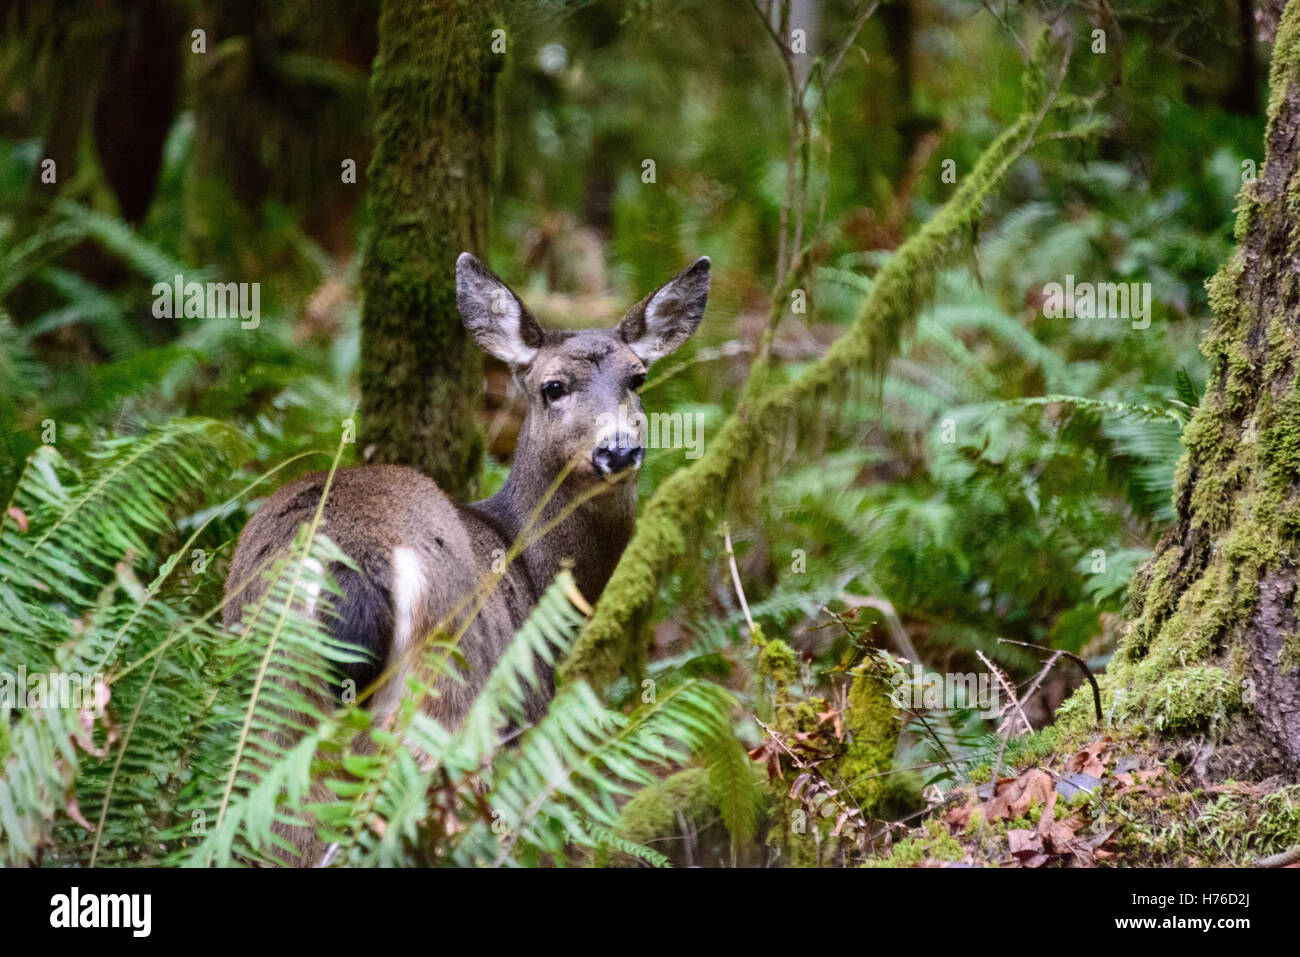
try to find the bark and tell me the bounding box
[1087,0,1300,772]
[359,0,500,498]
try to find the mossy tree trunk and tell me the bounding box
[1094,1,1300,773]
[360,0,499,498]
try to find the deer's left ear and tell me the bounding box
[616,257,710,364]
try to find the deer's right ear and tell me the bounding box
[456,253,544,367]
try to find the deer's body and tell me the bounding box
[222,253,709,863]
[223,446,637,723]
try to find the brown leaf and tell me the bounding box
[1008,828,1042,856]
[1006,826,1051,868]
[986,768,1055,822]
[1065,740,1108,777]
[6,506,28,533]
[1034,788,1060,837]
[945,803,974,830]
[788,773,813,802]
[816,704,845,742]
[1041,819,1077,853]
[748,739,785,782]
[66,796,94,831]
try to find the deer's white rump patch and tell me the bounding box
[391,547,426,657]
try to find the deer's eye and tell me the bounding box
[629,373,647,392]
[541,380,569,403]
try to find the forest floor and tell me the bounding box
[866,728,1300,867]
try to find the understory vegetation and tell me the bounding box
[2,0,1293,867]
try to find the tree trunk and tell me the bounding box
[359,0,499,498]
[1088,1,1300,775]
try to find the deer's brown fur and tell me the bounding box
[222,253,710,864]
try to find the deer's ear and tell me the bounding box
[616,257,710,365]
[456,253,544,366]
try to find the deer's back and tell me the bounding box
[223,464,541,728]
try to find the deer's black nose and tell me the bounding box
[593,444,644,476]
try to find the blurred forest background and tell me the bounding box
[0,0,1290,868]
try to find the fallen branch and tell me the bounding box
[997,636,1103,725]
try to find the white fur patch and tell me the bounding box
[484,292,536,365]
[594,416,643,460]
[375,546,426,718]
[300,557,325,619]
[391,546,425,657]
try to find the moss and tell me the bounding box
[1196,786,1300,861]
[1266,2,1300,138]
[1281,629,1300,674]
[359,0,498,496]
[967,726,1060,784]
[864,818,965,868]
[1064,317,1300,736]
[1129,784,1300,865]
[617,768,715,851]
[1260,380,1300,494]
[1232,190,1259,243]
[1145,665,1239,733]
[758,637,798,685]
[837,667,901,814]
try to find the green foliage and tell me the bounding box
[0,424,755,866]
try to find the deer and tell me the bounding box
[222,252,710,863]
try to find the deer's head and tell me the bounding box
[456,253,710,486]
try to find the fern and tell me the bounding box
[0,420,759,867]
[317,571,759,868]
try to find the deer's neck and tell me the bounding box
[472,450,637,607]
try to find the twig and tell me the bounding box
[722,522,757,639]
[754,715,867,842]
[989,651,1061,789]
[975,648,1032,735]
[823,599,962,777]
[981,0,1030,61]
[997,637,1103,724]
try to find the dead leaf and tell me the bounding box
[66,796,94,831]
[945,802,974,830]
[816,703,845,742]
[788,773,813,801]
[748,738,785,782]
[1065,740,1108,777]
[986,768,1055,822]
[1008,828,1042,855]
[6,506,28,532]
[1008,829,1050,867]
